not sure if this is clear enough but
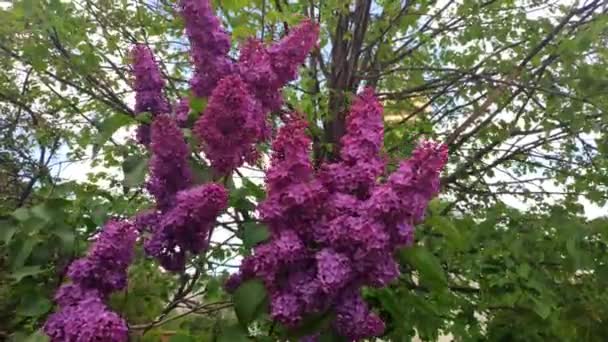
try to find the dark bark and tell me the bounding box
[323,0,372,161]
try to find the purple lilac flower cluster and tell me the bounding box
[227,90,448,340]
[44,220,137,342]
[180,0,319,174]
[238,18,319,114]
[130,1,318,173]
[147,114,193,212]
[129,2,240,271]
[139,114,228,271]
[193,75,266,174]
[131,45,170,145]
[180,0,233,98]
[144,183,228,271]
[319,88,385,198]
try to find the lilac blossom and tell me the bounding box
[258,116,327,237]
[131,44,170,145]
[44,296,128,342]
[147,114,193,212]
[238,20,319,113]
[184,14,319,173]
[334,289,385,340]
[229,89,448,340]
[268,19,320,85]
[238,39,283,113]
[319,88,385,199]
[66,220,137,295]
[366,141,448,246]
[271,292,302,327]
[315,249,352,294]
[45,220,135,341]
[194,75,266,174]
[180,0,233,97]
[144,183,228,271]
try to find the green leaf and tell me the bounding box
[11,238,38,270]
[52,223,75,250]
[94,113,135,151]
[30,203,55,222]
[242,222,270,249]
[229,188,256,212]
[233,279,268,327]
[217,325,250,342]
[233,25,256,41]
[11,266,44,283]
[28,199,70,223]
[0,219,17,244]
[17,293,52,317]
[399,246,447,290]
[532,297,551,319]
[169,334,195,342]
[122,154,149,188]
[517,263,531,279]
[135,111,153,124]
[189,96,207,113]
[205,277,221,300]
[24,331,49,342]
[222,0,249,11]
[288,311,334,339]
[242,178,265,200]
[23,0,35,17]
[12,207,31,221]
[374,288,402,317]
[189,158,212,184]
[91,206,108,226]
[429,216,466,250]
[318,330,347,342]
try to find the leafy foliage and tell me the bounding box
[0,0,607,340]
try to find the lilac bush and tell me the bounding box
[45,0,447,340]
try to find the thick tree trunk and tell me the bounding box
[323,0,372,161]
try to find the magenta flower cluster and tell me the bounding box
[45,2,321,339]
[129,0,319,179]
[138,114,228,271]
[146,114,193,212]
[179,0,319,174]
[227,89,448,340]
[44,220,137,342]
[193,75,266,173]
[143,182,228,271]
[131,0,319,174]
[180,0,232,98]
[129,1,269,273]
[131,44,170,145]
